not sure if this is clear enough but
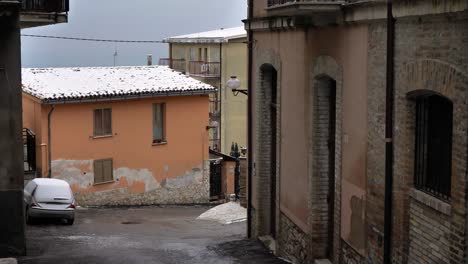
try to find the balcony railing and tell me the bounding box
[158,58,186,73]
[21,0,69,13]
[267,0,343,6]
[189,61,221,78]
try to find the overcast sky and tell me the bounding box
[21,0,247,68]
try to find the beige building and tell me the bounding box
[161,27,247,154]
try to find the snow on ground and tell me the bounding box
[197,202,247,225]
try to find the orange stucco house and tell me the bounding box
[21,66,216,206]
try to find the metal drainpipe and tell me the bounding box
[219,42,223,152]
[384,0,395,263]
[47,105,55,178]
[247,0,254,239]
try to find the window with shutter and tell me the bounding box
[94,158,113,184]
[93,108,112,137]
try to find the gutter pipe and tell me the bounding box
[247,0,254,239]
[47,105,55,178]
[384,0,395,263]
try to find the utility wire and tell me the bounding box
[21,34,164,43]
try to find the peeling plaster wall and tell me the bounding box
[33,95,212,206]
[52,159,210,206]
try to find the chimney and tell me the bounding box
[147,54,153,66]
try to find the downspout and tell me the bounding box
[247,0,254,239]
[219,42,223,152]
[383,1,395,263]
[47,105,55,178]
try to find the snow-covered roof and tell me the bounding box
[164,26,246,44]
[22,66,216,103]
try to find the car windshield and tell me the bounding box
[34,184,72,203]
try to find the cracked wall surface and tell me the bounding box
[52,159,210,206]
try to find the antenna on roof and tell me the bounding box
[113,47,118,66]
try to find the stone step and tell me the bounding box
[0,258,17,264]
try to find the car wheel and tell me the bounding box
[65,218,74,225]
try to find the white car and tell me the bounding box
[24,178,76,225]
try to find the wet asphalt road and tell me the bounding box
[19,206,286,264]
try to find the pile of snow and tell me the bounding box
[197,202,246,225]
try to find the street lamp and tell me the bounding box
[226,76,248,96]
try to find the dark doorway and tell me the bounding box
[269,69,278,239]
[210,160,222,199]
[260,64,278,238]
[313,76,336,259]
[327,80,336,259]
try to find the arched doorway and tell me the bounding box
[312,75,337,259]
[257,63,278,238]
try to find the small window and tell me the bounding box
[94,108,112,137]
[414,94,453,200]
[153,103,166,144]
[94,159,113,184]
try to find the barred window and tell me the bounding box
[414,94,453,201]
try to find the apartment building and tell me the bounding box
[161,27,248,154]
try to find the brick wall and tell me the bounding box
[366,20,387,264]
[239,157,247,208]
[366,13,468,263]
[407,190,451,263]
[311,77,333,258]
[253,63,279,236]
[310,56,344,264]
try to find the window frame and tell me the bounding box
[93,108,112,138]
[412,93,453,201]
[152,103,166,145]
[93,158,114,185]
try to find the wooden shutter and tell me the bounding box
[103,109,112,135]
[94,109,102,136]
[103,159,113,182]
[94,160,103,184]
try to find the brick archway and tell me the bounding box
[309,55,343,263]
[393,59,468,262]
[252,48,281,238]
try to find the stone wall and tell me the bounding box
[277,213,309,263]
[52,159,210,206]
[341,240,365,264]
